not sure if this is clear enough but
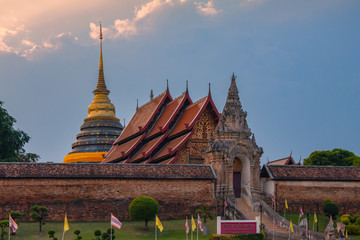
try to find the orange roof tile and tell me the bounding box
[114,91,171,144]
[103,134,145,163]
[147,93,190,137]
[152,131,193,162]
[169,97,207,137]
[130,134,167,162]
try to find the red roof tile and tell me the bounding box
[130,134,167,162]
[147,93,190,137]
[169,97,207,137]
[114,91,171,144]
[103,134,145,163]
[0,163,216,179]
[264,165,360,181]
[152,131,194,162]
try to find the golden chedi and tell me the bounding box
[63,25,123,163]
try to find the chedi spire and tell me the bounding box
[63,24,123,163]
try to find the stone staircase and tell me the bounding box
[236,198,289,235]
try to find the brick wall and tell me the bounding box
[0,163,216,221]
[274,180,360,215]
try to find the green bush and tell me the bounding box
[341,217,350,225]
[323,202,339,218]
[322,199,334,209]
[347,225,360,235]
[351,214,360,223]
[129,196,159,228]
[355,217,360,225]
[208,234,264,240]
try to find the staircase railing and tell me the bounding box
[260,200,325,240]
[224,199,246,220]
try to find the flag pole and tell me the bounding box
[313,213,315,231]
[8,214,10,240]
[110,213,113,240]
[155,218,157,240]
[288,224,290,240]
[186,217,188,240]
[62,228,65,240]
[196,218,198,240]
[191,215,193,240]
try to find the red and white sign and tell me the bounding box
[217,216,260,235]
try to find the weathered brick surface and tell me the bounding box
[274,181,360,215]
[0,164,216,221]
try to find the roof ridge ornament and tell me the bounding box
[186,80,189,94]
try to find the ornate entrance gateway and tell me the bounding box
[203,74,263,211]
[233,157,242,198]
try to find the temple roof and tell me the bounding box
[0,163,216,180]
[261,165,360,181]
[103,86,219,164]
[267,156,298,165]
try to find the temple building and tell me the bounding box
[63,25,123,163]
[103,82,219,164]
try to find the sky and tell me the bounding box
[0,0,359,165]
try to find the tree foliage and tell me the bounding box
[30,205,48,232]
[9,211,23,220]
[0,220,8,240]
[129,196,159,228]
[322,201,339,219]
[304,148,359,166]
[0,101,39,162]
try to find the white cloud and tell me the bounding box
[0,20,77,60]
[89,0,173,40]
[194,0,221,16]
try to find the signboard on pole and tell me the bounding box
[217,216,260,235]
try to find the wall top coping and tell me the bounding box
[0,163,216,180]
[262,164,360,181]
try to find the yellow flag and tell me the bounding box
[191,216,196,231]
[285,199,288,209]
[290,220,294,233]
[346,229,348,238]
[156,215,163,232]
[314,213,317,223]
[64,214,70,232]
[259,215,261,225]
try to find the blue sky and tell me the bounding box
[0,0,359,164]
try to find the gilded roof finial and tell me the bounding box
[94,22,108,93]
[166,79,169,92]
[150,89,154,101]
[136,99,139,110]
[186,80,189,94]
[208,82,211,96]
[124,118,126,128]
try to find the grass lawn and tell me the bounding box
[282,212,360,239]
[4,219,217,240]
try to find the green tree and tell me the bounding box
[9,211,23,220]
[129,196,159,229]
[74,229,81,240]
[94,230,102,240]
[48,230,56,239]
[195,205,214,236]
[0,220,8,240]
[323,201,339,219]
[304,148,359,166]
[30,205,48,232]
[0,101,39,162]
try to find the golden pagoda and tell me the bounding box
[63,24,123,163]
